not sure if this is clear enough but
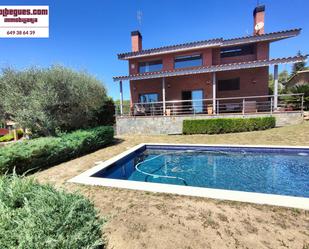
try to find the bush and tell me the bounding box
[96,97,115,125]
[0,174,105,248]
[288,84,309,110]
[0,66,110,136]
[183,117,276,135]
[0,126,114,174]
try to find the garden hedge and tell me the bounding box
[0,174,105,248]
[183,117,276,135]
[0,126,114,175]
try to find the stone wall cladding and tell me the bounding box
[116,112,303,135]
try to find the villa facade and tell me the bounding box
[114,5,306,115]
[113,5,307,134]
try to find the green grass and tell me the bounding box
[0,174,105,249]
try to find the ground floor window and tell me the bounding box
[218,78,240,91]
[139,93,158,103]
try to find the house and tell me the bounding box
[0,128,9,137]
[113,5,307,134]
[285,69,309,88]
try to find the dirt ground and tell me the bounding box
[34,123,309,249]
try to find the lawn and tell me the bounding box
[34,122,309,249]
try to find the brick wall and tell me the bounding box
[128,41,270,103]
[256,42,269,60]
[129,67,269,103]
[216,67,269,98]
[128,42,269,74]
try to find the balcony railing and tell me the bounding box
[116,93,304,117]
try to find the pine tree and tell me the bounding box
[292,51,306,75]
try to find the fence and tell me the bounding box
[116,94,304,117]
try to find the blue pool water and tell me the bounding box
[92,146,309,197]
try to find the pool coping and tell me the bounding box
[68,143,309,210]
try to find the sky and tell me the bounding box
[0,0,308,100]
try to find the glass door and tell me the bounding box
[192,90,203,113]
[181,91,192,114]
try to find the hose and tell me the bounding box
[135,149,234,185]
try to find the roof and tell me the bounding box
[113,54,308,82]
[290,69,309,76]
[286,69,309,86]
[117,29,301,60]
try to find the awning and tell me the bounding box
[113,55,308,82]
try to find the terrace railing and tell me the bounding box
[115,93,304,117]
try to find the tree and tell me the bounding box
[287,84,309,110]
[292,51,306,75]
[0,65,110,136]
[114,99,131,115]
[268,70,289,94]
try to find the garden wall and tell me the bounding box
[116,112,303,135]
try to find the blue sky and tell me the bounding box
[0,0,308,100]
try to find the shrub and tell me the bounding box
[95,97,115,125]
[183,117,276,135]
[0,174,105,249]
[288,84,309,110]
[0,126,114,175]
[0,66,110,136]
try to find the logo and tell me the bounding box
[0,6,49,38]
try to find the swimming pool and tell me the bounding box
[70,144,309,209]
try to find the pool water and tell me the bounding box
[92,146,309,198]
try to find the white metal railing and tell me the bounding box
[115,93,304,117]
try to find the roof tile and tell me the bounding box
[113,54,308,81]
[118,29,301,60]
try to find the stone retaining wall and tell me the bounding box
[116,112,303,135]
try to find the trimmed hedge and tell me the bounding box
[0,174,105,248]
[183,117,276,135]
[0,126,114,175]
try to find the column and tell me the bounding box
[119,80,123,115]
[274,64,278,110]
[162,77,166,115]
[212,72,216,114]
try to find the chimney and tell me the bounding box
[253,5,265,35]
[131,30,142,52]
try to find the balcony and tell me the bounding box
[116,93,305,117]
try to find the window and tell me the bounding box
[139,60,162,73]
[139,93,158,103]
[220,44,254,58]
[181,90,203,113]
[218,78,240,91]
[174,54,202,69]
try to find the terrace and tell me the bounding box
[115,93,305,117]
[114,54,307,122]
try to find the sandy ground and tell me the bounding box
[34,123,309,249]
